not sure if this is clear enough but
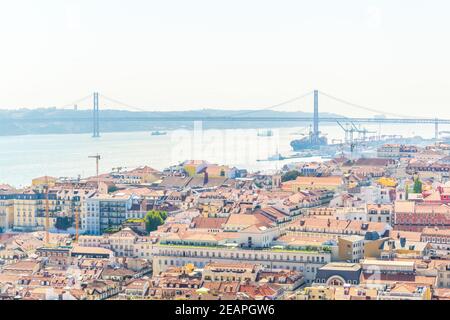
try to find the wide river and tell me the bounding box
[0,123,441,187]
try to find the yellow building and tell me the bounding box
[378,283,432,300]
[376,177,397,188]
[32,176,57,187]
[338,235,365,263]
[334,286,378,300]
[0,196,14,230]
[205,165,233,178]
[182,160,208,177]
[380,238,431,259]
[301,286,335,300]
[363,238,388,259]
[13,190,58,231]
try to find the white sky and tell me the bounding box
[0,0,450,117]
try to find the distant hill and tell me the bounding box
[0,108,343,136]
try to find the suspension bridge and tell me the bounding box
[10,90,450,144]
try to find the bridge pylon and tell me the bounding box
[93,92,100,138]
[312,89,319,145]
[435,117,439,143]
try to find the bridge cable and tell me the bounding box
[57,94,94,109]
[319,91,424,119]
[99,94,150,112]
[228,90,314,118]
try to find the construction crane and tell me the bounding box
[89,154,101,190]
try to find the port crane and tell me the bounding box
[353,123,376,143]
[336,120,376,155]
[336,121,357,152]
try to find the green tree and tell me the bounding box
[55,217,73,230]
[144,210,167,232]
[413,177,423,193]
[108,185,119,193]
[159,210,168,220]
[281,170,301,182]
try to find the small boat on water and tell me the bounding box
[151,131,167,136]
[257,155,284,162]
[257,150,285,162]
[267,153,285,161]
[257,129,273,137]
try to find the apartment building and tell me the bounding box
[153,239,331,283]
[13,190,58,231]
[377,144,419,159]
[0,193,14,231]
[394,201,450,232]
[78,228,153,259]
[82,193,132,235]
[282,176,343,192]
[367,203,394,224]
[421,227,450,254]
[338,235,365,263]
[437,263,450,288]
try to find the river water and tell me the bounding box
[0,122,442,187]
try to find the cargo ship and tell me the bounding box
[151,131,167,136]
[290,130,327,151]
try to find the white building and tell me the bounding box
[359,185,392,204]
[153,243,331,283]
[82,193,132,235]
[334,206,368,221]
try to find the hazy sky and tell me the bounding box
[1,0,450,117]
